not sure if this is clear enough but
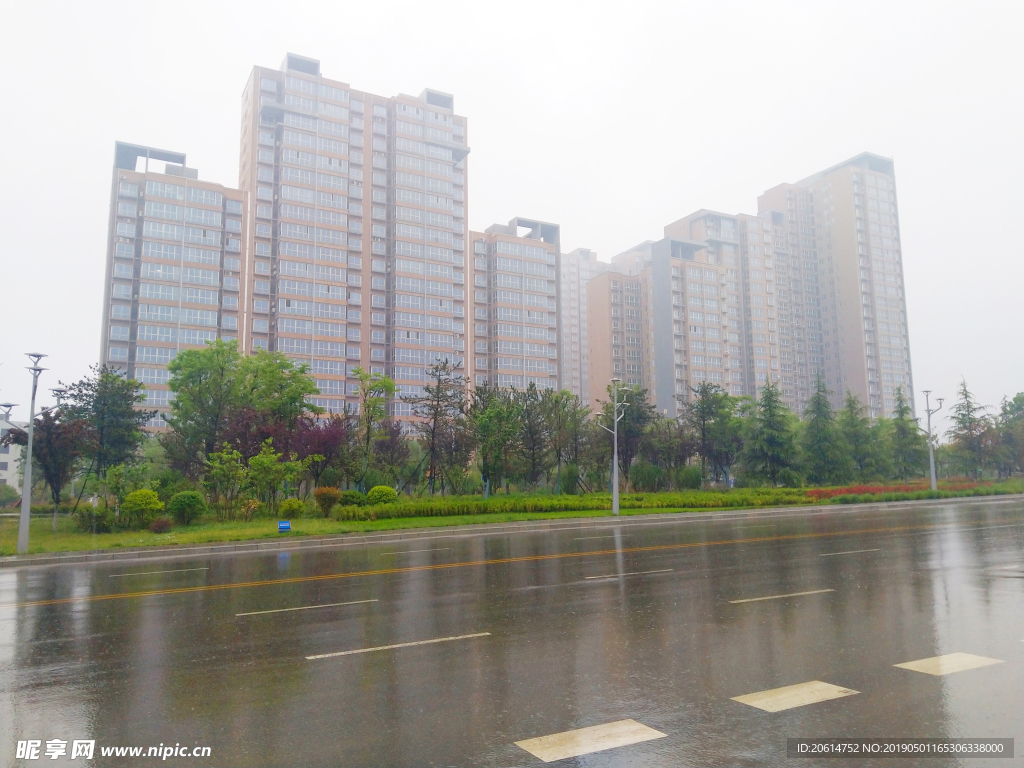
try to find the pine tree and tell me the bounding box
[890,387,927,481]
[739,382,800,486]
[945,378,992,479]
[838,391,882,481]
[802,375,853,485]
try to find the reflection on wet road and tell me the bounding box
[2,498,1022,766]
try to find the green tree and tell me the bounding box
[681,383,737,484]
[61,365,153,479]
[406,360,465,495]
[2,409,96,529]
[738,382,801,486]
[164,340,244,471]
[351,367,396,490]
[515,384,552,491]
[996,393,1024,479]
[838,391,883,481]
[121,488,163,529]
[945,379,992,479]
[801,375,853,485]
[247,439,288,514]
[599,384,656,490]
[891,387,928,481]
[203,444,247,519]
[164,341,319,475]
[468,385,521,497]
[543,390,590,494]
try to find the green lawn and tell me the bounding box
[0,506,709,557]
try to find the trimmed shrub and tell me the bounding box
[148,517,174,534]
[678,466,703,490]
[339,490,367,507]
[74,507,115,533]
[167,491,207,526]
[278,498,305,519]
[122,489,164,529]
[367,485,398,505]
[314,487,342,517]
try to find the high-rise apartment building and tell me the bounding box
[468,219,560,391]
[100,142,246,427]
[238,54,470,417]
[759,153,913,418]
[559,247,604,402]
[588,237,724,416]
[585,153,912,420]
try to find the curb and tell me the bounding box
[1,494,1020,570]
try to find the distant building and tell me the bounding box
[0,417,28,494]
[99,142,247,428]
[759,153,913,417]
[468,219,560,391]
[585,153,913,419]
[559,248,605,403]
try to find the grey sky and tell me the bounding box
[1,0,1020,433]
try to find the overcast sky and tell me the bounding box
[1,0,1021,434]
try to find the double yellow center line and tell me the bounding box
[3,516,1021,609]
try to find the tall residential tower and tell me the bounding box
[238,54,470,417]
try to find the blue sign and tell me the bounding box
[278,521,291,532]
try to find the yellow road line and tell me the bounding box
[3,517,1022,609]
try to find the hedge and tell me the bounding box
[831,485,1018,504]
[331,488,813,521]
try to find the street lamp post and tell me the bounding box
[922,390,944,492]
[17,354,47,555]
[598,378,629,516]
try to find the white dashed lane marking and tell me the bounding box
[514,719,667,762]
[729,588,834,604]
[731,681,859,712]
[306,632,490,660]
[893,653,1004,676]
[584,569,673,580]
[109,568,209,578]
[235,599,378,617]
[819,549,880,557]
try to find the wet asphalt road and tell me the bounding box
[1,498,1023,768]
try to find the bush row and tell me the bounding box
[323,488,814,521]
[831,486,1017,504]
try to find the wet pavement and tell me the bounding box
[2,498,1023,767]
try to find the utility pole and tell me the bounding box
[598,378,629,515]
[17,354,47,554]
[922,390,944,492]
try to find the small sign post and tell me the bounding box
[278,521,291,533]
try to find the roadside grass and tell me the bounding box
[1,480,1019,557]
[0,506,705,556]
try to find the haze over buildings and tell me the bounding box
[97,52,912,425]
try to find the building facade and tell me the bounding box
[584,153,912,420]
[759,153,913,418]
[99,142,246,427]
[469,219,560,391]
[559,247,604,403]
[238,54,470,418]
[0,417,28,493]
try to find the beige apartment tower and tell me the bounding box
[100,142,246,426]
[238,54,470,417]
[469,219,560,391]
[586,153,912,420]
[760,153,913,417]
